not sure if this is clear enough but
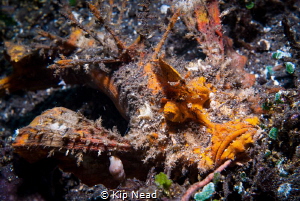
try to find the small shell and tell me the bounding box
[109,156,126,181]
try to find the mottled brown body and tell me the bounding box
[10,1,260,187]
[13,107,149,187]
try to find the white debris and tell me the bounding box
[49,122,67,132]
[278,183,292,198]
[58,79,66,86]
[175,0,198,12]
[72,11,80,21]
[185,61,199,71]
[160,5,170,14]
[263,27,272,32]
[137,102,153,119]
[84,64,90,73]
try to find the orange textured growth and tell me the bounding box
[195,1,221,35]
[54,59,74,68]
[146,133,159,144]
[192,0,224,60]
[195,4,209,31]
[0,42,30,90]
[159,72,259,170]
[143,62,164,94]
[4,41,29,62]
[11,133,29,147]
[67,28,84,46]
[0,77,10,92]
[199,120,257,169]
[163,76,213,127]
[1,42,61,95]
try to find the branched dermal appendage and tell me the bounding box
[49,57,122,69]
[152,9,181,60]
[37,29,77,51]
[52,3,145,71]
[87,3,125,51]
[60,5,103,45]
[88,3,144,62]
[89,3,180,64]
[51,4,181,75]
